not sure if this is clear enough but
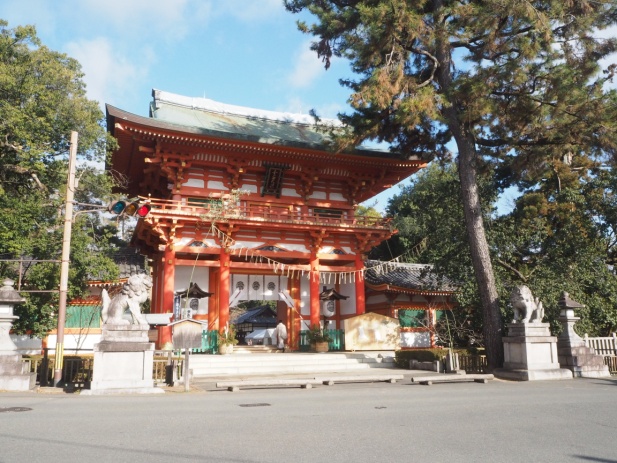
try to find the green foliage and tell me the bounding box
[306,324,332,343]
[0,20,121,337]
[492,166,617,336]
[218,325,239,346]
[355,204,382,220]
[286,0,617,369]
[383,160,617,339]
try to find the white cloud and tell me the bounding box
[287,40,328,88]
[64,38,153,110]
[78,0,197,42]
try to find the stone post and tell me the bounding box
[0,278,36,391]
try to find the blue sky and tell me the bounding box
[1,0,354,118]
[2,0,401,211]
[2,1,615,214]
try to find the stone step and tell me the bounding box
[186,352,395,378]
[194,362,373,377]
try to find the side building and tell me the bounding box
[364,261,458,349]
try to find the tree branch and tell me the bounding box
[495,258,528,283]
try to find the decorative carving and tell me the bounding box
[101,274,153,326]
[510,285,544,324]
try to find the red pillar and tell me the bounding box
[158,246,175,348]
[309,252,321,328]
[355,253,366,315]
[218,249,230,330]
[150,258,159,314]
[208,266,218,330]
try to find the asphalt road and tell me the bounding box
[1,377,616,463]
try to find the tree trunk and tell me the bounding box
[452,124,503,371]
[434,7,503,369]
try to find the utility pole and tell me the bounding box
[53,131,78,386]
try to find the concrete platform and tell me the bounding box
[411,373,494,385]
[216,373,406,391]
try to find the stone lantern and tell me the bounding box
[557,291,609,378]
[0,278,36,390]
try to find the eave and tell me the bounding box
[106,104,426,200]
[365,282,456,297]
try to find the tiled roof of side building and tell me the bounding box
[364,260,458,293]
[233,305,277,325]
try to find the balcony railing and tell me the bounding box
[141,197,391,230]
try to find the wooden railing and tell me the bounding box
[584,333,617,356]
[604,356,617,374]
[142,197,391,230]
[584,333,617,374]
[458,354,488,374]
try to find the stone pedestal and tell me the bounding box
[0,278,36,391]
[557,294,610,378]
[82,325,163,395]
[495,323,572,381]
[0,352,36,391]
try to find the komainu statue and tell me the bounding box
[510,285,544,324]
[101,274,152,326]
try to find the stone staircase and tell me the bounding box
[187,351,397,378]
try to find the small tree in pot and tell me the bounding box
[217,324,238,354]
[307,324,332,352]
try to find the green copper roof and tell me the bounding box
[148,89,391,155]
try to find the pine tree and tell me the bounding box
[285,0,617,369]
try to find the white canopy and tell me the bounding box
[245,328,275,340]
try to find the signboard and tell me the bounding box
[169,319,206,349]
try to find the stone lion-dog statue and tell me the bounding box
[101,274,152,326]
[510,285,544,324]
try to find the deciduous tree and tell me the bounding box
[0,21,119,337]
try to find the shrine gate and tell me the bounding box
[106,89,426,349]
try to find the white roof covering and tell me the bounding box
[153,89,342,127]
[245,328,275,340]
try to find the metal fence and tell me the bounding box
[298,329,345,352]
[191,330,218,354]
[23,349,184,387]
[22,351,94,387]
[153,351,183,385]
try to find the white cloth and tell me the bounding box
[275,322,287,349]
